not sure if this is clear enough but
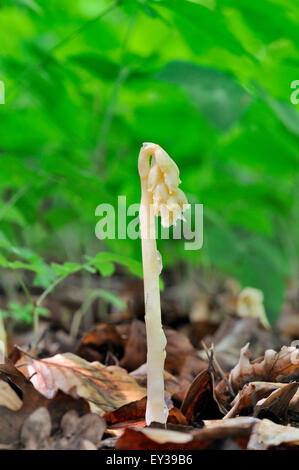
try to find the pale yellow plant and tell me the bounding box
[138,142,189,425]
[237,287,270,329]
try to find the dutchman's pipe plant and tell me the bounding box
[138,143,189,425]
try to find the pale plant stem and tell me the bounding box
[140,178,168,425]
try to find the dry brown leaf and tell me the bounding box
[20,407,52,450]
[20,407,106,450]
[79,320,207,406]
[254,382,299,421]
[173,355,208,403]
[230,343,299,392]
[116,417,259,450]
[164,327,198,376]
[201,317,284,372]
[0,380,23,411]
[247,419,299,449]
[225,382,283,419]
[119,320,147,371]
[116,426,197,450]
[56,410,106,449]
[120,320,207,383]
[195,416,259,447]
[25,353,146,415]
[0,363,89,445]
[226,381,299,421]
[290,388,299,412]
[180,369,219,422]
[139,428,192,444]
[189,321,218,347]
[77,324,125,364]
[130,363,182,398]
[104,396,187,429]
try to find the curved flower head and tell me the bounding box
[237,287,270,328]
[138,142,189,227]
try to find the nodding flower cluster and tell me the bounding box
[138,142,189,227]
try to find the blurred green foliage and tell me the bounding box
[0,0,298,322]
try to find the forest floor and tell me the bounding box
[1,269,299,450]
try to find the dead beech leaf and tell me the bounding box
[104,397,147,429]
[116,427,197,450]
[116,417,259,450]
[194,416,259,449]
[21,407,51,450]
[0,363,52,445]
[140,428,192,444]
[290,388,299,412]
[225,382,282,419]
[226,381,299,419]
[181,369,213,422]
[57,410,106,449]
[201,317,284,372]
[168,407,189,426]
[175,354,208,403]
[254,382,299,421]
[0,363,88,445]
[78,324,125,364]
[20,407,106,450]
[0,380,23,411]
[120,321,208,405]
[248,419,299,450]
[230,344,299,392]
[104,396,187,429]
[26,353,146,415]
[120,320,147,371]
[164,327,198,376]
[120,320,207,384]
[130,363,182,398]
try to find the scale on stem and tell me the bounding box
[138,142,189,425]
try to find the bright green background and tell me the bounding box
[0,0,298,323]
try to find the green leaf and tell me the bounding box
[11,0,42,14]
[90,289,127,310]
[82,264,97,274]
[0,232,10,248]
[69,54,119,81]
[267,97,299,137]
[7,261,44,273]
[0,252,9,268]
[91,260,115,277]
[157,61,252,130]
[35,306,50,318]
[93,252,143,277]
[0,203,26,226]
[51,262,82,276]
[8,302,33,324]
[33,265,58,288]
